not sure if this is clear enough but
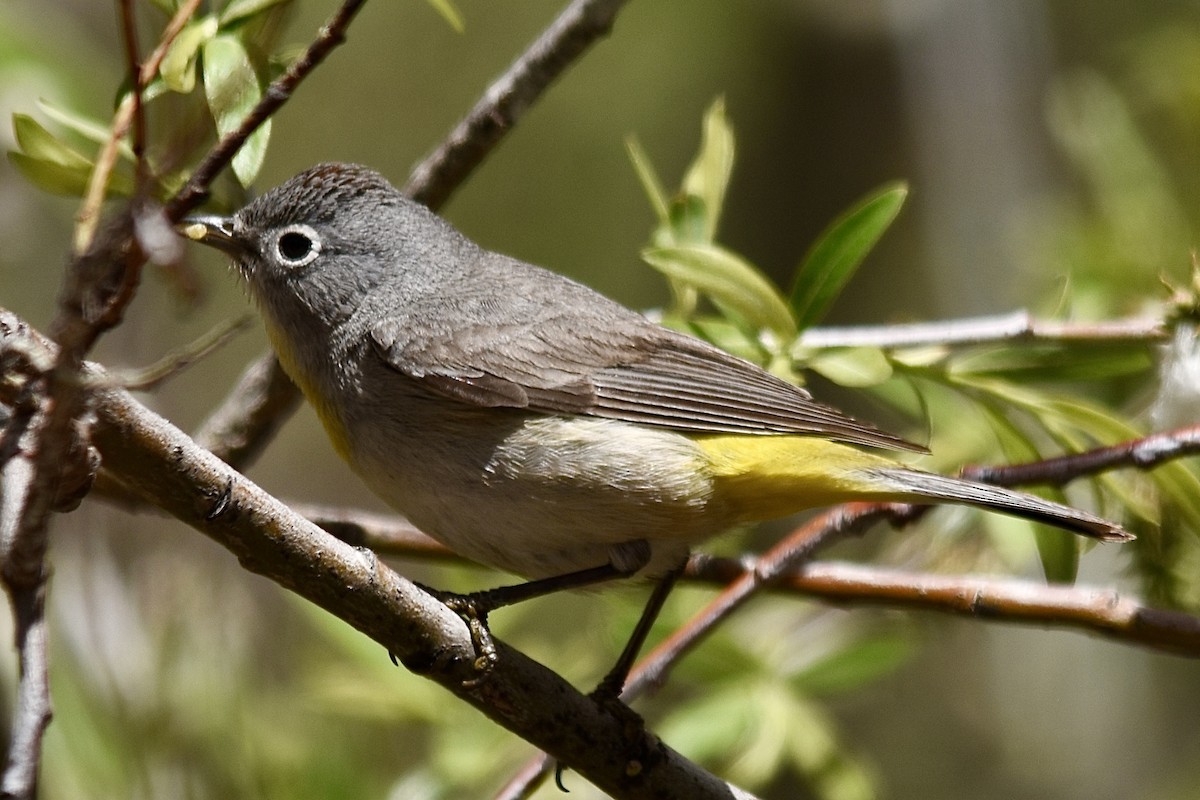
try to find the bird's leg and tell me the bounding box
[590,562,685,704]
[421,541,653,685]
[555,562,687,791]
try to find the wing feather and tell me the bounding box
[368,253,923,452]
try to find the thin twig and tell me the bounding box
[118,0,147,185]
[626,505,899,695]
[796,309,1167,351]
[75,0,203,252]
[686,557,1200,656]
[965,423,1200,487]
[166,0,369,220]
[403,0,632,208]
[117,315,253,392]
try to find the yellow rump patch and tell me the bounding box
[695,434,909,523]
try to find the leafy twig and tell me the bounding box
[75,0,204,252]
[165,0,369,220]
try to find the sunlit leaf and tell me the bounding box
[948,342,1154,383]
[221,0,292,26]
[681,97,734,243]
[160,15,217,93]
[791,182,907,331]
[685,316,765,363]
[422,0,465,33]
[8,152,92,196]
[806,346,893,388]
[202,34,271,186]
[667,193,709,246]
[37,99,134,161]
[643,244,797,342]
[12,113,92,167]
[625,134,670,226]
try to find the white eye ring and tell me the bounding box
[274,224,322,268]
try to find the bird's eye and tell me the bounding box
[274,224,321,268]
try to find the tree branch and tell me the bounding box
[686,557,1200,656]
[964,423,1200,487]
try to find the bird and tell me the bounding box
[182,162,1129,678]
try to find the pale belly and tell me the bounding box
[345,411,728,579]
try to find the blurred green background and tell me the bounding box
[3,1,1200,798]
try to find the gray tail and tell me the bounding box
[870,468,1132,542]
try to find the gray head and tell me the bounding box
[182,163,469,332]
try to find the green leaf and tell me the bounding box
[1034,514,1082,583]
[684,316,765,363]
[667,193,709,246]
[780,694,878,800]
[806,346,894,388]
[680,97,735,243]
[161,15,217,93]
[37,99,134,161]
[221,0,292,26]
[422,0,465,33]
[948,342,1153,383]
[202,34,271,186]
[977,398,1043,464]
[625,135,670,226]
[643,244,797,343]
[791,182,907,331]
[974,400,1082,583]
[8,151,92,196]
[12,113,93,168]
